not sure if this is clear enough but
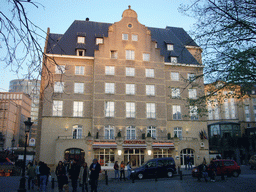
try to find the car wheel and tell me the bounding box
[137,173,143,180]
[233,171,239,177]
[167,171,173,178]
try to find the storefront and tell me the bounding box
[152,142,175,158]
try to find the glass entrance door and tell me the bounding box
[124,149,145,167]
[180,148,194,167]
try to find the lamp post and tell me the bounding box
[18,117,33,192]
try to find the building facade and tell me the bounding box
[0,92,31,150]
[37,7,209,169]
[205,82,256,163]
[9,79,40,143]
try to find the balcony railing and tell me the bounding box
[57,136,86,140]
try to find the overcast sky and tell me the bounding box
[0,0,196,92]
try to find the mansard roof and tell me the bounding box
[46,20,200,65]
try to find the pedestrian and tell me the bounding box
[68,159,80,192]
[89,158,101,192]
[55,161,67,192]
[197,161,209,182]
[79,162,89,192]
[208,160,217,182]
[120,161,126,181]
[126,161,132,180]
[185,155,190,170]
[35,161,41,190]
[188,156,192,170]
[113,161,119,180]
[39,162,50,192]
[27,162,36,190]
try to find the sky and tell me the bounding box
[0,0,196,92]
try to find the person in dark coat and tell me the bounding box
[39,162,50,192]
[208,160,217,182]
[197,161,209,182]
[68,160,80,192]
[55,161,67,192]
[89,159,101,192]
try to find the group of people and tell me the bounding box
[197,160,217,182]
[113,161,132,180]
[26,161,50,192]
[56,158,101,192]
[185,155,193,170]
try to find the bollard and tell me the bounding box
[105,170,108,185]
[180,170,182,180]
[178,166,180,174]
[51,178,54,189]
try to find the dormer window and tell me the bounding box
[171,57,177,63]
[77,36,85,44]
[96,38,103,45]
[122,34,128,40]
[76,49,85,56]
[167,44,173,51]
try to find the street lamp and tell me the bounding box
[18,117,33,192]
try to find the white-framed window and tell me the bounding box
[126,84,135,95]
[230,98,236,119]
[188,73,195,82]
[75,66,84,75]
[126,126,136,140]
[96,37,103,45]
[105,101,115,117]
[77,36,85,44]
[111,51,118,59]
[104,125,114,139]
[105,66,115,75]
[171,88,180,98]
[73,125,82,139]
[73,101,83,117]
[132,34,138,41]
[76,49,85,56]
[190,106,198,120]
[147,126,156,139]
[53,100,63,116]
[143,53,150,61]
[74,83,84,94]
[126,102,135,118]
[145,69,154,78]
[105,83,115,94]
[55,65,65,74]
[126,50,135,60]
[173,105,181,120]
[224,99,230,119]
[146,85,155,96]
[146,103,156,118]
[245,105,250,121]
[174,127,182,139]
[54,82,64,93]
[122,33,128,40]
[167,44,173,51]
[171,57,177,63]
[171,72,179,81]
[126,67,135,76]
[188,89,197,99]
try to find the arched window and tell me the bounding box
[73,125,82,139]
[180,148,194,166]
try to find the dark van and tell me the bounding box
[131,157,176,180]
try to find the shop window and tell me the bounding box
[94,149,115,167]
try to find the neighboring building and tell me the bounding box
[205,82,256,163]
[9,79,40,143]
[37,7,209,169]
[0,92,31,150]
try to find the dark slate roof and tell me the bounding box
[47,20,200,65]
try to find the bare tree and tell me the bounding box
[180,0,256,92]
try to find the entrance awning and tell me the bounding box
[122,144,147,149]
[152,142,175,149]
[92,142,117,149]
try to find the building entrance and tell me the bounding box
[64,148,85,165]
[180,148,195,167]
[124,149,145,167]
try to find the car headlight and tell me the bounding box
[131,170,135,173]
[194,169,198,172]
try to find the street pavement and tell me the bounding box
[0,165,256,192]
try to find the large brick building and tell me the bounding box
[37,7,209,169]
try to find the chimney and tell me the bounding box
[86,18,89,21]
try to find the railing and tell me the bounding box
[57,136,86,140]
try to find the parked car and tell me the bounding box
[192,159,241,178]
[249,155,256,169]
[131,157,176,180]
